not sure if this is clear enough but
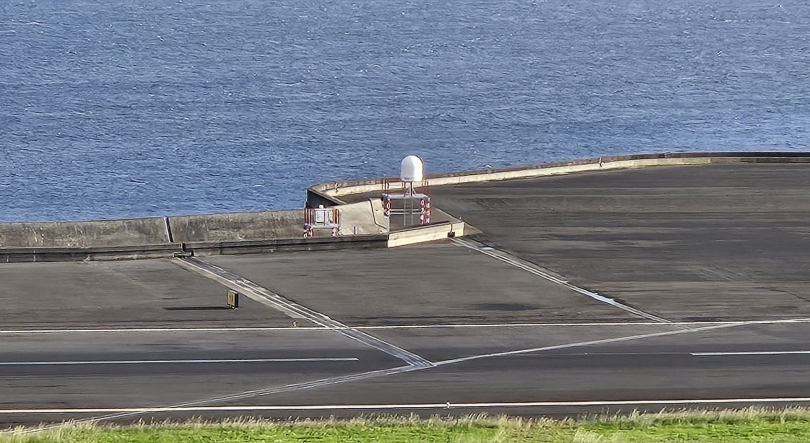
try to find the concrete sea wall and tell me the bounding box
[4,152,810,262]
[169,210,303,243]
[0,200,388,262]
[307,152,810,205]
[0,217,170,248]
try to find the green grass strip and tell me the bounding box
[4,408,810,442]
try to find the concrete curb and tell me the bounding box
[0,235,389,263]
[0,244,179,263]
[185,235,389,257]
[387,222,466,248]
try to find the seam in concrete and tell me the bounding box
[451,238,673,324]
[369,199,388,231]
[163,216,174,243]
[173,257,433,368]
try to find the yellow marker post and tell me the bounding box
[226,290,239,309]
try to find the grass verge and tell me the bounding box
[3,408,810,442]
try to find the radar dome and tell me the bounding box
[400,155,424,182]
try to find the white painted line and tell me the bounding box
[175,258,433,368]
[360,317,810,329]
[3,317,810,334]
[0,358,358,366]
[434,322,745,366]
[0,327,331,334]
[8,320,754,434]
[7,397,810,414]
[692,351,810,357]
[360,322,675,329]
[79,324,745,423]
[45,364,424,429]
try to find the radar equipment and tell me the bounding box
[382,156,431,228]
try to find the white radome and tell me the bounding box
[400,155,424,182]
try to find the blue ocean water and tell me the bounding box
[1,0,809,222]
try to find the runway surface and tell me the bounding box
[3,163,810,428]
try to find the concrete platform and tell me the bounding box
[5,160,810,426]
[431,163,810,322]
[207,244,637,326]
[0,259,304,329]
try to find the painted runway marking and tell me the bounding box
[434,322,744,366]
[3,317,810,334]
[451,238,672,323]
[174,257,433,368]
[7,319,757,433]
[8,397,810,414]
[0,358,359,366]
[361,318,810,329]
[12,364,423,433]
[692,351,810,357]
[0,327,333,334]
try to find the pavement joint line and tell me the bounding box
[4,318,810,334]
[10,397,810,414]
[173,257,433,369]
[451,238,673,324]
[0,358,360,366]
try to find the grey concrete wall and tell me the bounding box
[169,210,303,243]
[0,217,170,248]
[0,202,389,261]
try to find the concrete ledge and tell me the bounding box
[0,244,179,263]
[0,201,391,262]
[0,235,390,263]
[307,152,810,201]
[186,234,389,257]
[388,222,466,248]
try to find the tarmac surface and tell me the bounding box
[3,163,810,428]
[431,164,810,322]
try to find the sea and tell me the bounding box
[1,0,808,222]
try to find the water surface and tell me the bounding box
[1,0,808,221]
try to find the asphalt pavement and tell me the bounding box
[3,163,810,427]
